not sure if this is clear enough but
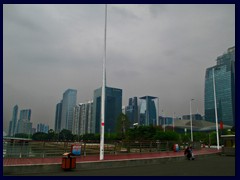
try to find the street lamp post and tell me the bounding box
[212,68,220,150]
[172,112,175,132]
[190,99,194,142]
[162,110,165,132]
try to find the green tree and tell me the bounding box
[115,113,130,139]
[82,133,96,141]
[153,131,179,141]
[14,133,30,139]
[47,129,55,141]
[126,125,158,141]
[193,132,208,144]
[32,132,48,140]
[59,129,73,141]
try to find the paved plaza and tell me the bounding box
[3,148,235,176]
[31,155,235,176]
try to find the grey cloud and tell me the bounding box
[3,4,235,132]
[149,4,167,17]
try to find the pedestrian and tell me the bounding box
[184,146,195,160]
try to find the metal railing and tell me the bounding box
[3,139,193,158]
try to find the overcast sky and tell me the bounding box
[3,4,235,132]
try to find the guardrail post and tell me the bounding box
[84,142,86,156]
[140,141,142,153]
[114,142,117,154]
[149,141,152,152]
[127,141,130,153]
[42,141,45,158]
[19,141,22,158]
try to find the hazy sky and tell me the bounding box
[3,4,235,132]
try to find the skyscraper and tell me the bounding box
[16,109,32,134]
[8,105,18,136]
[139,96,157,126]
[72,101,94,135]
[54,101,62,133]
[126,97,138,127]
[79,101,94,135]
[19,109,31,121]
[93,86,122,133]
[204,46,235,126]
[72,104,81,135]
[37,123,49,133]
[61,89,77,131]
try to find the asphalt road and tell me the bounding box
[27,155,235,176]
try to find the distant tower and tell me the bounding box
[93,86,122,134]
[72,104,81,135]
[16,109,32,134]
[204,46,235,126]
[79,101,94,135]
[54,100,62,133]
[8,105,18,136]
[139,96,157,126]
[60,89,77,131]
[72,101,93,136]
[126,97,138,127]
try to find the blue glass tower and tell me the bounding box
[139,96,157,126]
[93,86,122,133]
[126,97,138,127]
[204,47,235,126]
[61,89,77,131]
[8,105,18,136]
[55,100,62,133]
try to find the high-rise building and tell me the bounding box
[86,101,93,134]
[72,101,94,135]
[79,101,94,135]
[204,46,235,126]
[54,101,62,133]
[72,104,81,135]
[19,109,31,121]
[93,86,122,133]
[37,123,49,133]
[8,105,18,136]
[16,109,32,134]
[126,97,138,127]
[61,89,77,131]
[139,96,157,126]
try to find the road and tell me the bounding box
[23,155,235,176]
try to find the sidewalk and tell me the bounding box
[3,148,220,166]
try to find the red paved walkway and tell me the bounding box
[3,148,220,166]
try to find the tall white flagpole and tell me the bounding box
[212,68,220,150]
[100,4,107,160]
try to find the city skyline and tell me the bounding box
[3,4,235,132]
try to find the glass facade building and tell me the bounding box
[126,97,138,127]
[54,101,62,133]
[204,47,235,126]
[16,109,32,134]
[8,105,18,136]
[61,89,77,131]
[139,96,157,126]
[93,86,122,133]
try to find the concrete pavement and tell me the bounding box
[3,148,224,175]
